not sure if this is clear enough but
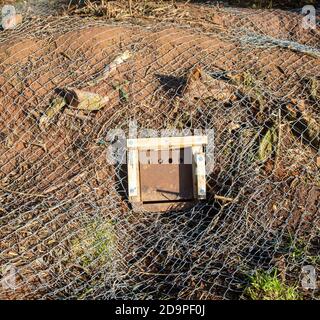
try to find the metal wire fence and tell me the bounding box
[0,2,319,299]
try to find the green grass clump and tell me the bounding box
[245,269,300,300]
[285,234,320,265]
[71,218,115,269]
[242,71,256,88]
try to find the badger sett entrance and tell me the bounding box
[127,136,208,212]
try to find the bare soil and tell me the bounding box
[0,3,319,299]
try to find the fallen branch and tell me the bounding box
[86,50,132,87]
[240,34,320,59]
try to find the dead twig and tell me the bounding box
[214,195,234,202]
[43,171,88,195]
[274,107,282,171]
[0,186,47,198]
[29,142,47,153]
[60,51,72,61]
[64,109,92,121]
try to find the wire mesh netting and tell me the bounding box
[0,2,319,299]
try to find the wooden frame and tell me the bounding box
[127,136,208,211]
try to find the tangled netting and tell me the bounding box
[0,3,319,299]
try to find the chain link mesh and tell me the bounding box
[0,2,319,299]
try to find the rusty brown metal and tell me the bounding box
[134,148,194,211]
[138,148,194,206]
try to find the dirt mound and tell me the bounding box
[0,5,319,299]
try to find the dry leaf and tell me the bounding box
[39,96,66,130]
[258,127,277,162]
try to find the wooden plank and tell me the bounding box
[191,146,202,199]
[127,148,140,202]
[132,201,196,213]
[127,136,208,150]
[195,152,206,199]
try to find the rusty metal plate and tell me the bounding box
[139,148,194,202]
